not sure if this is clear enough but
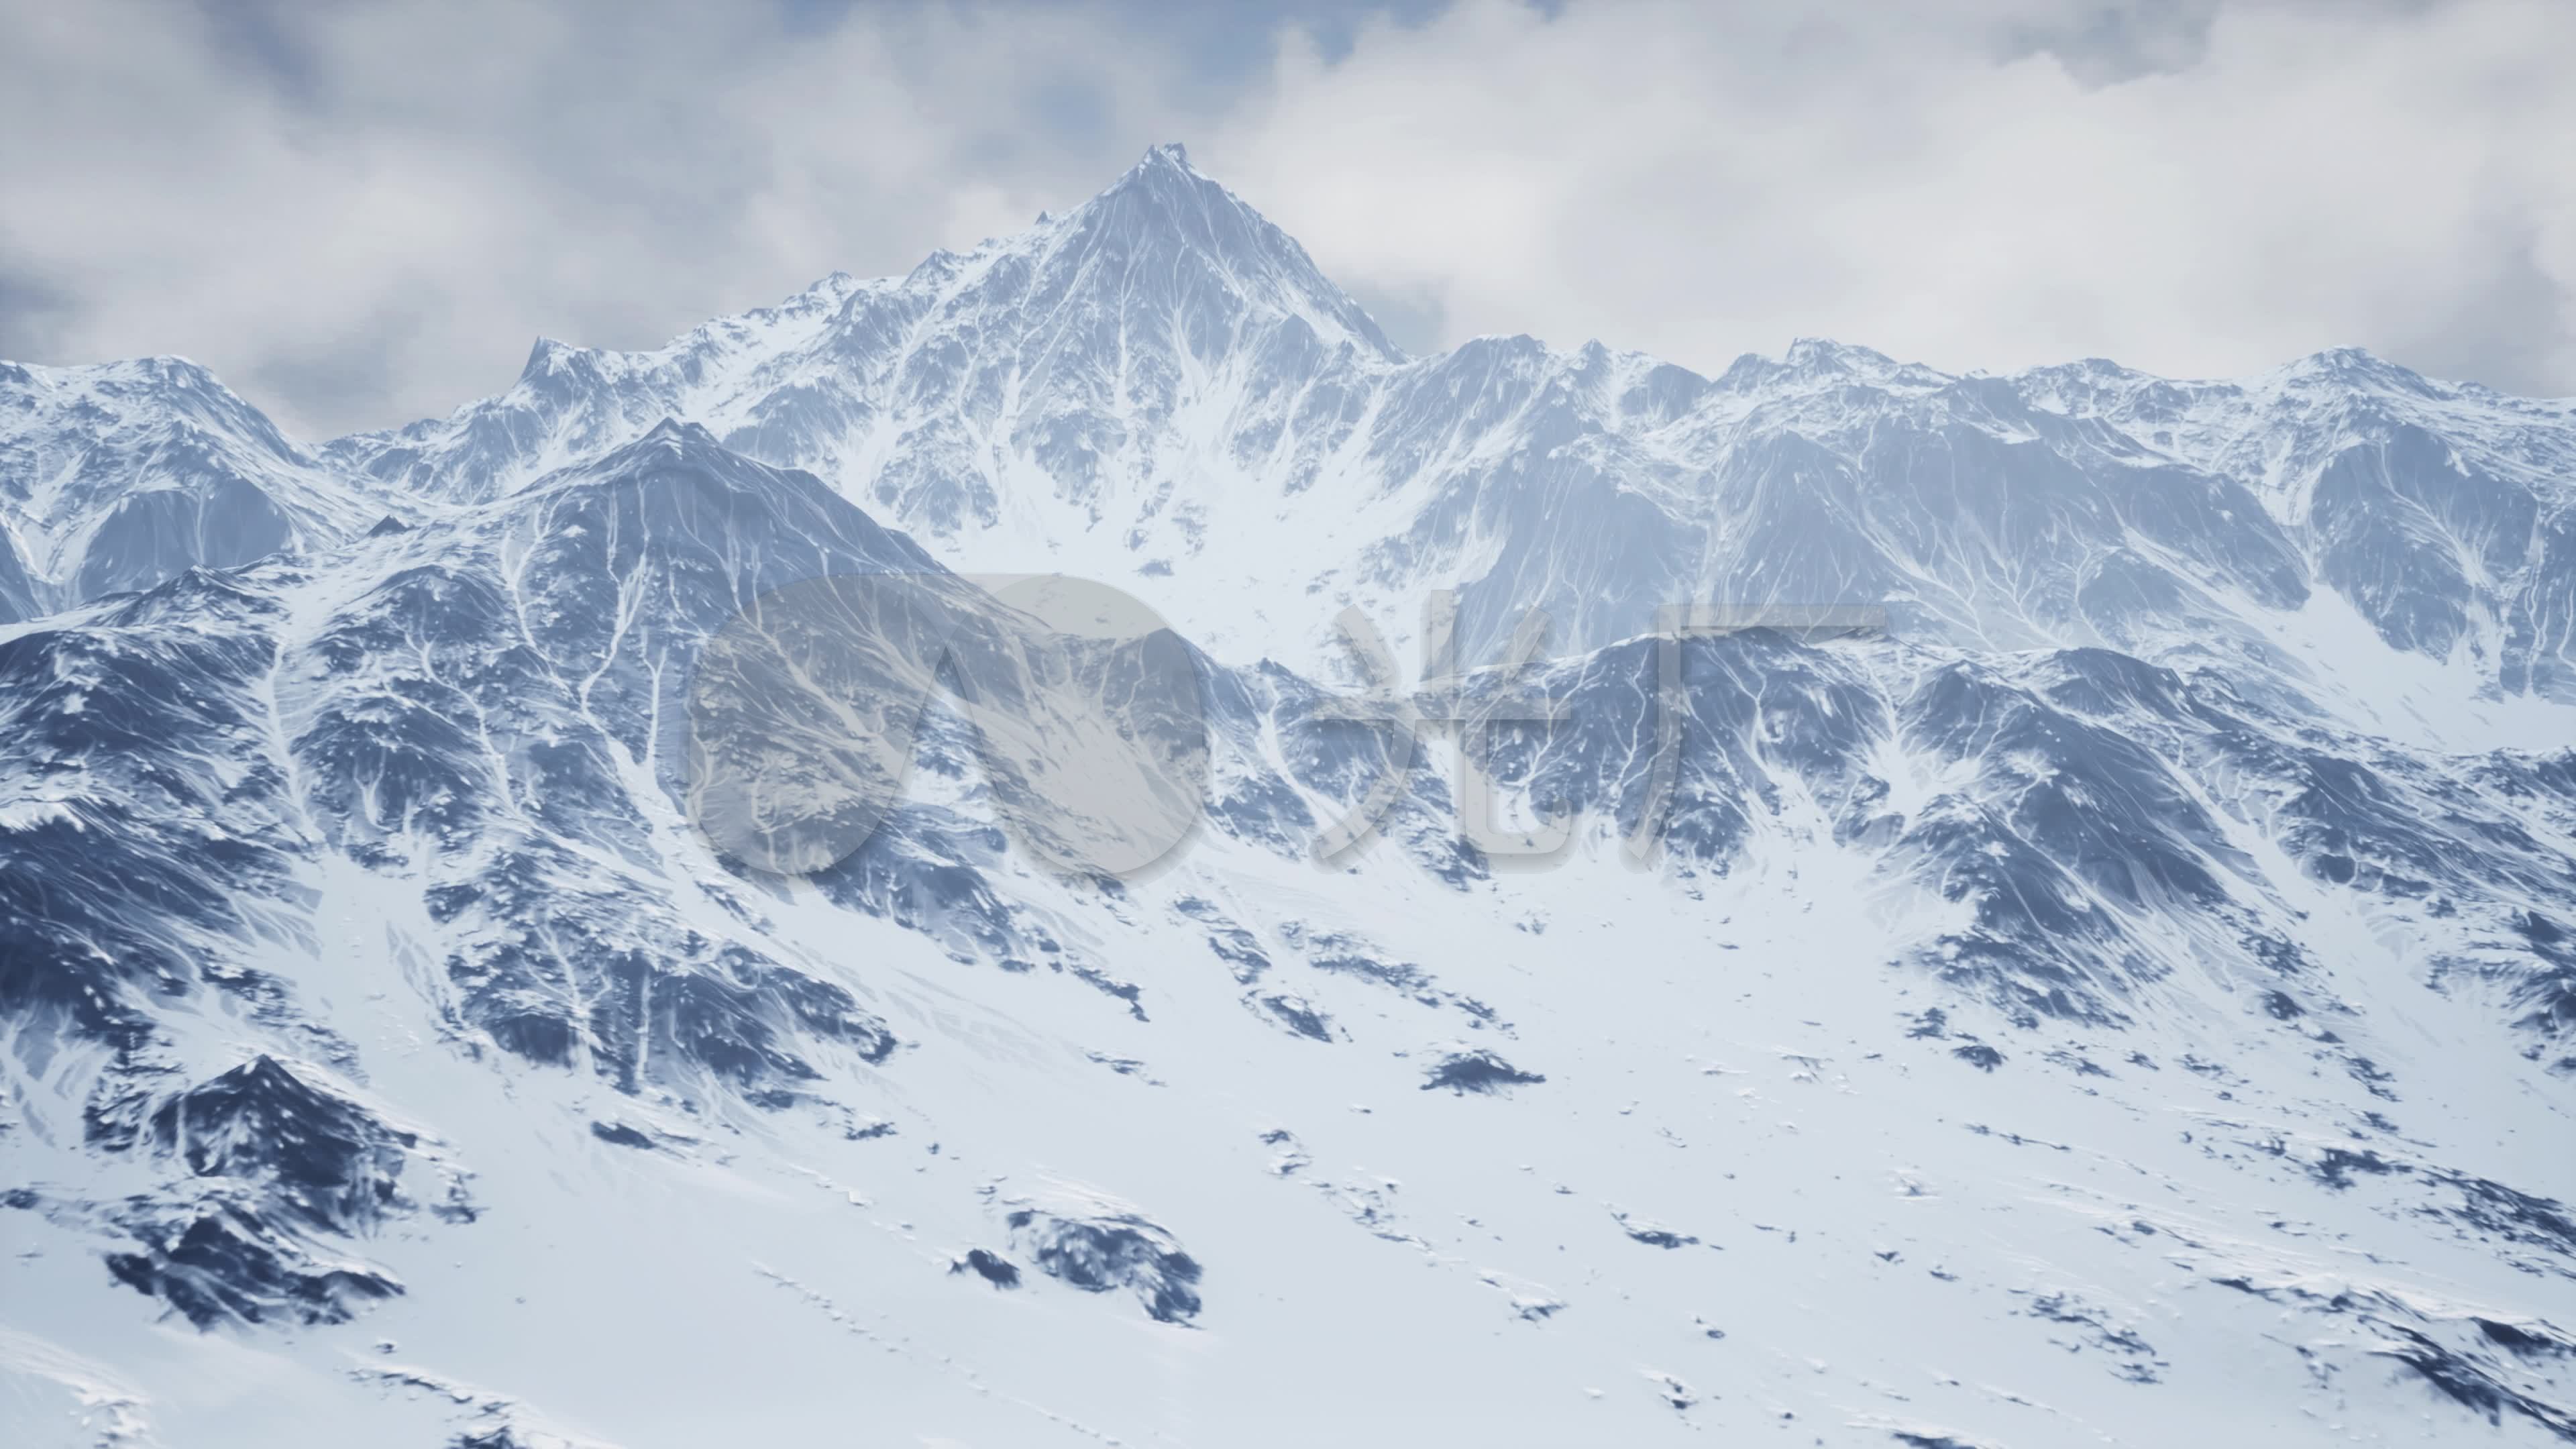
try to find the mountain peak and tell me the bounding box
[1040,142,1399,361]
[1087,140,1236,218]
[1784,337,1899,371]
[520,335,586,376]
[2302,344,2395,371]
[1,354,304,465]
[635,415,721,454]
[2258,345,2455,402]
[4,354,226,400]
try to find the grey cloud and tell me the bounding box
[2386,225,2573,399]
[1994,0,2223,84]
[1340,280,1449,358]
[1208,0,2576,394]
[0,266,76,362]
[0,0,1233,435]
[1,0,2568,443]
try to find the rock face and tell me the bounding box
[1,357,385,613]
[2,147,2574,1448]
[1004,1200,1204,1324]
[0,525,36,624]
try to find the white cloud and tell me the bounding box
[1208,0,2576,393]
[0,0,1192,434]
[1,0,2569,438]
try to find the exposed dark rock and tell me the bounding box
[951,1248,1021,1289]
[1421,1049,1545,1095]
[1006,1205,1203,1324]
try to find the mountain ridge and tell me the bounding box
[277,148,2576,723]
[4,144,2575,1449]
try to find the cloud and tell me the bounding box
[1207,0,2576,394]
[0,0,1209,434]
[1,0,2569,439]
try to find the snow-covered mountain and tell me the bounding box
[319,145,2576,740]
[0,358,389,623]
[4,147,2575,1448]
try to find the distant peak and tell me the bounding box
[9,354,221,392]
[796,270,861,307]
[521,336,586,378]
[1784,337,1895,370]
[1046,142,1401,362]
[2273,345,2447,398]
[1711,338,1951,396]
[136,355,219,388]
[641,417,708,445]
[1100,142,1228,204]
[2287,345,2408,380]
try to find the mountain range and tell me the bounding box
[3,144,2574,1448]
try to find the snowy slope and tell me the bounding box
[3,148,2575,1449]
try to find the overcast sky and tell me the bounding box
[3,0,2571,437]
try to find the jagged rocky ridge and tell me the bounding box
[1,147,2573,1448]
[301,146,2576,712]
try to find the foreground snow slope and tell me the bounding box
[3,148,2574,1448]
